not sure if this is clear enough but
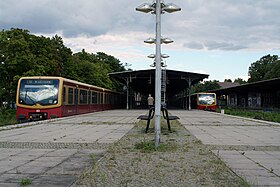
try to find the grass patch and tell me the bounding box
[134,140,177,153]
[89,154,97,166]
[0,109,17,127]
[219,108,280,123]
[239,177,251,187]
[19,178,32,186]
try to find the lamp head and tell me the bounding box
[161,37,174,44]
[147,54,156,58]
[144,38,156,44]
[136,3,155,13]
[161,54,170,58]
[162,3,181,13]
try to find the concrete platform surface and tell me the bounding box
[171,110,280,187]
[0,110,145,187]
[1,109,280,186]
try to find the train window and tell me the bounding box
[68,88,74,105]
[63,87,66,104]
[99,92,103,104]
[110,94,113,104]
[105,93,108,104]
[74,88,78,104]
[88,91,91,104]
[18,79,59,106]
[104,93,107,104]
[97,92,100,104]
[92,91,98,104]
[80,89,88,104]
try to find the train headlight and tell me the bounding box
[53,100,57,104]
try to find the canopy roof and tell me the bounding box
[213,78,280,95]
[109,69,209,96]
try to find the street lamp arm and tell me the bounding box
[144,37,174,44]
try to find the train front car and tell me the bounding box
[196,93,217,111]
[16,77,63,122]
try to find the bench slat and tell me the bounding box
[166,116,179,120]
[137,115,150,120]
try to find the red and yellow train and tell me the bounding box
[16,76,125,121]
[191,92,217,111]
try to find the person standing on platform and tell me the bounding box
[147,94,154,109]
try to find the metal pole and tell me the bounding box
[126,77,129,110]
[188,78,191,110]
[154,0,161,146]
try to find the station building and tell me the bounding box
[109,69,208,109]
[214,78,280,110]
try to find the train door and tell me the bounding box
[62,86,66,116]
[75,88,79,114]
[100,92,104,111]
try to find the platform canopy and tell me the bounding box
[213,77,280,95]
[109,69,209,96]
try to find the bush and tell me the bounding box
[0,109,17,126]
[223,108,280,123]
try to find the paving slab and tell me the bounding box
[0,110,143,187]
[170,110,280,186]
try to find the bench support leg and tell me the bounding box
[145,107,155,133]
[165,112,171,131]
[145,119,151,133]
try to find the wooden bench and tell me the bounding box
[137,107,179,133]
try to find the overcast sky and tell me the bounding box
[1,0,280,81]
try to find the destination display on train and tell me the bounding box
[26,79,56,85]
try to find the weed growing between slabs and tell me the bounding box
[19,178,32,186]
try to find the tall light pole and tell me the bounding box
[136,0,181,146]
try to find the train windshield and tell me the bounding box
[18,79,59,106]
[198,93,215,105]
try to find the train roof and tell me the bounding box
[18,76,114,93]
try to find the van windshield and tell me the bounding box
[18,79,59,106]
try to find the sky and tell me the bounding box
[1,0,280,81]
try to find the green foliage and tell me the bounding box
[234,78,247,85]
[0,109,17,126]
[134,140,177,153]
[223,108,280,123]
[224,79,232,82]
[19,178,32,186]
[191,80,221,94]
[248,54,280,82]
[0,28,126,105]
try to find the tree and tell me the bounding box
[0,28,35,106]
[70,51,126,90]
[96,52,126,72]
[191,80,221,94]
[224,79,232,82]
[248,54,280,82]
[0,28,127,106]
[234,78,246,85]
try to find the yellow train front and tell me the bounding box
[16,76,124,122]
